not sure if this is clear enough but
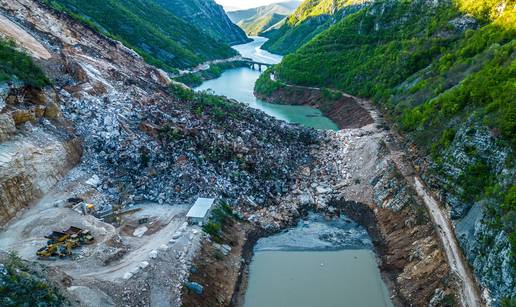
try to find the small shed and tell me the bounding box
[186,198,215,226]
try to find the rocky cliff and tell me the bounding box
[155,0,250,45]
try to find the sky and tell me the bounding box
[216,0,288,10]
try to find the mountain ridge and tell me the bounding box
[154,0,250,45]
[228,1,301,35]
[39,0,244,70]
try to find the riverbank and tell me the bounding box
[254,72,373,129]
[173,60,250,87]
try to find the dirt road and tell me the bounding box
[414,177,482,307]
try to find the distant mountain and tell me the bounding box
[154,0,250,45]
[227,1,300,36]
[41,0,239,70]
[223,5,241,12]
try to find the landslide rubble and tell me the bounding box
[0,0,318,217]
[0,0,316,305]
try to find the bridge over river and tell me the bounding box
[241,57,273,71]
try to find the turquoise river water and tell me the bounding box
[195,37,339,131]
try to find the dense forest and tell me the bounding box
[261,0,368,54]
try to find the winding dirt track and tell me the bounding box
[363,95,483,307]
[413,177,482,307]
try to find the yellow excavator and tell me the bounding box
[36,227,94,259]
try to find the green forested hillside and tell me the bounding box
[261,0,370,54]
[41,0,237,70]
[0,39,49,88]
[154,0,249,45]
[228,1,300,36]
[272,0,515,149]
[238,13,286,36]
[258,0,515,302]
[286,0,366,24]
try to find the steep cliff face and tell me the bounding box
[0,31,81,224]
[154,0,249,45]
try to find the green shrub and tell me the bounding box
[192,91,242,122]
[458,161,495,203]
[254,70,285,96]
[0,39,49,88]
[169,83,195,101]
[202,202,237,243]
[0,251,64,306]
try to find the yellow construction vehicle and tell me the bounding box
[36,226,95,259]
[64,226,94,244]
[36,243,59,258]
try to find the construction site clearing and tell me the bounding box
[0,168,205,293]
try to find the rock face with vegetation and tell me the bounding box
[39,0,241,70]
[257,0,515,304]
[227,1,300,36]
[153,0,250,45]
[0,38,81,225]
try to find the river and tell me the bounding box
[196,37,392,307]
[195,37,338,130]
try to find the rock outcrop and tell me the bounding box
[0,80,81,225]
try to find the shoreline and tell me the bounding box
[172,60,250,88]
[230,210,398,307]
[254,81,374,130]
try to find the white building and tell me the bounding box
[186,198,215,225]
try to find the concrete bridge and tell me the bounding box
[241,57,273,71]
